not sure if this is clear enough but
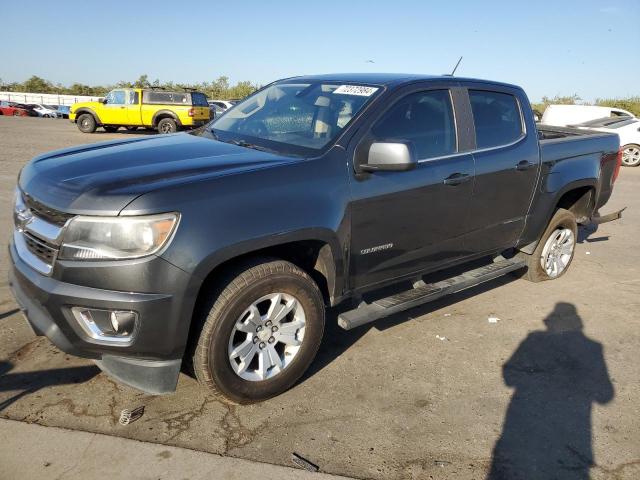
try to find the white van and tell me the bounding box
[541,105,634,127]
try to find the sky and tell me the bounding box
[1,0,638,102]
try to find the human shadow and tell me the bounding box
[486,302,614,480]
[0,360,99,412]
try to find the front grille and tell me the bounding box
[22,192,73,227]
[23,232,58,265]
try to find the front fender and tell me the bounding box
[73,108,102,125]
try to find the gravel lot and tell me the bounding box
[1,116,639,479]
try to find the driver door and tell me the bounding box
[348,86,475,289]
[99,89,128,124]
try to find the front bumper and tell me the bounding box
[8,240,192,394]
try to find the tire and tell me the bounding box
[103,125,119,132]
[13,111,21,117]
[77,113,97,133]
[192,258,325,404]
[622,144,640,167]
[522,208,577,282]
[157,117,177,134]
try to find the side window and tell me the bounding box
[126,90,139,105]
[371,90,457,160]
[105,90,126,105]
[469,90,523,149]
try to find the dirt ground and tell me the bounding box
[1,116,638,479]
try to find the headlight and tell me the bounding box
[59,213,179,260]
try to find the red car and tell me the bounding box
[0,103,30,116]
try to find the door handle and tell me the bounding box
[516,160,535,171]
[443,173,471,186]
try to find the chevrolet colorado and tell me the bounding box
[9,74,623,403]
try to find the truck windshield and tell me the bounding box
[207,82,380,154]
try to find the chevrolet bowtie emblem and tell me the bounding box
[15,206,33,231]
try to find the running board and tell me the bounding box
[337,258,526,330]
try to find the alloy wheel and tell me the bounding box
[228,292,306,381]
[540,228,575,278]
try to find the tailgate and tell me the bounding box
[191,106,210,120]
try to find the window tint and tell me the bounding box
[106,90,126,105]
[469,90,523,149]
[371,90,456,160]
[190,92,208,107]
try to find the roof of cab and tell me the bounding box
[284,73,521,90]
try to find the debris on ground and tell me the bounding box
[119,406,145,425]
[292,452,320,472]
[435,335,448,341]
[586,251,591,255]
[444,313,452,317]
[488,316,500,324]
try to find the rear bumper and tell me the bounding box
[185,119,208,128]
[8,241,190,394]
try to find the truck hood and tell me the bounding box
[19,133,298,215]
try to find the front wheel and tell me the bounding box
[522,208,577,282]
[76,113,97,133]
[622,144,640,167]
[192,259,325,404]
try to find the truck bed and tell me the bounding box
[537,125,619,162]
[537,125,620,211]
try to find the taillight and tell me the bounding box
[613,147,622,184]
[188,108,195,117]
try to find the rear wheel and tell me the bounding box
[522,208,577,282]
[103,126,119,132]
[192,258,325,404]
[622,144,640,167]
[157,117,177,134]
[77,113,97,133]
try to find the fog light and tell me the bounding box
[110,311,136,335]
[71,307,138,345]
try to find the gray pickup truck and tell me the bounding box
[9,74,623,403]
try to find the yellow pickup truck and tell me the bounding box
[70,88,210,134]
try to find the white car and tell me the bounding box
[575,116,640,167]
[30,104,60,118]
[208,100,237,110]
[541,105,634,127]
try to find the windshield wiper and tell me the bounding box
[228,139,274,153]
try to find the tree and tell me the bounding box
[22,75,54,93]
[133,74,150,88]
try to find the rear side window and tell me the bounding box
[469,90,523,149]
[142,91,189,104]
[371,89,457,160]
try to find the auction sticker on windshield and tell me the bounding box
[333,85,379,96]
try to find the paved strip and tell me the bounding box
[0,418,352,480]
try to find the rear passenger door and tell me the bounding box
[462,86,540,255]
[348,85,476,289]
[125,90,143,125]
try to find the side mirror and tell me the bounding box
[101,98,108,104]
[361,141,417,172]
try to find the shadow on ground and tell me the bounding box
[486,302,614,480]
[0,361,99,412]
